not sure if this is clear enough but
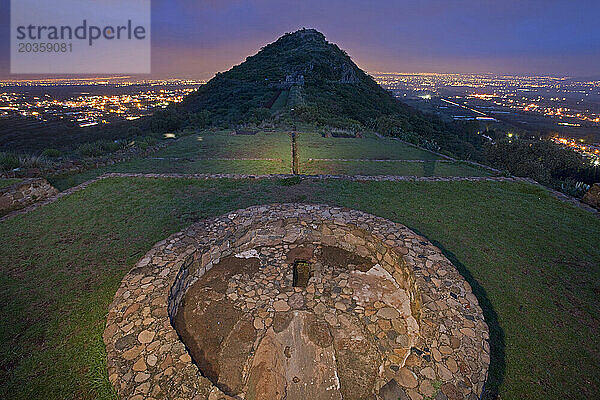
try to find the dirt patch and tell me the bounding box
[270,180,319,202]
[318,245,373,272]
[263,90,282,109]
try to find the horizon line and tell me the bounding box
[0,71,594,83]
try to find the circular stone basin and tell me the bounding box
[173,243,419,400]
[104,204,490,400]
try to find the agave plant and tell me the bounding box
[560,180,591,198]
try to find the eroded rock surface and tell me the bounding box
[247,312,342,400]
[331,313,380,400]
[174,244,410,399]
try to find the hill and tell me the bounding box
[182,29,408,122]
[177,29,486,160]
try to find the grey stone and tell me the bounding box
[104,203,490,400]
[435,391,448,400]
[378,379,409,400]
[115,334,136,351]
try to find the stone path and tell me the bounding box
[307,158,456,163]
[149,157,283,161]
[104,204,491,399]
[1,172,596,223]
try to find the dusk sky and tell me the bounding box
[1,0,599,79]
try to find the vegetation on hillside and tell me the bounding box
[485,138,600,196]
[2,29,596,198]
[172,29,487,160]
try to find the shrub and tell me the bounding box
[135,137,159,151]
[0,152,20,171]
[0,153,51,171]
[127,126,143,137]
[419,138,441,152]
[78,140,125,157]
[18,154,48,169]
[41,148,61,158]
[78,143,103,157]
[485,139,583,185]
[188,110,212,128]
[149,109,186,133]
[248,108,272,125]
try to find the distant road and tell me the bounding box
[440,98,491,118]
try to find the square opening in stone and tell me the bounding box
[293,260,311,288]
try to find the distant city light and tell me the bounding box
[372,73,600,127]
[0,77,205,127]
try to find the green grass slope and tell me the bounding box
[48,130,490,191]
[1,177,598,400]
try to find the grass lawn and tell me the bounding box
[0,179,21,189]
[49,159,291,191]
[300,159,491,176]
[1,177,598,400]
[49,131,491,190]
[297,131,442,160]
[156,130,292,160]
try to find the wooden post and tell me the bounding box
[291,127,299,174]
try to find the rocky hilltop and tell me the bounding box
[182,28,410,122]
[178,28,485,159]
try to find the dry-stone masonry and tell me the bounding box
[3,172,596,222]
[105,204,490,400]
[583,183,600,210]
[0,178,58,213]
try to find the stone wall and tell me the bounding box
[0,178,58,213]
[104,204,490,400]
[166,217,423,336]
[583,183,600,210]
